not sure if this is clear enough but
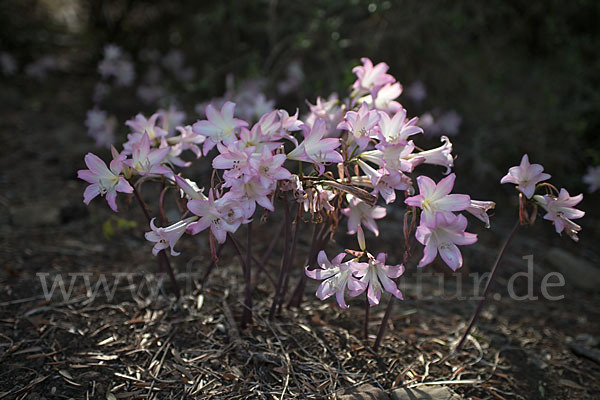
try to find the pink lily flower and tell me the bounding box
[172,125,205,158]
[500,154,551,199]
[350,253,404,306]
[337,102,380,149]
[357,159,411,204]
[174,175,204,200]
[377,108,422,145]
[212,142,256,181]
[407,136,454,174]
[187,191,239,244]
[534,189,585,241]
[193,101,248,154]
[305,251,366,309]
[286,118,343,175]
[123,112,168,153]
[415,213,478,271]
[351,58,395,98]
[225,176,275,218]
[466,199,496,228]
[363,82,403,113]
[124,132,171,176]
[365,141,421,173]
[77,148,133,212]
[251,146,292,187]
[145,217,197,256]
[405,173,471,225]
[159,137,191,168]
[341,195,386,236]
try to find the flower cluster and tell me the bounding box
[501,154,585,241]
[305,248,404,309]
[80,58,562,313]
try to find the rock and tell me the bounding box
[393,386,463,400]
[543,248,600,291]
[570,343,600,365]
[339,383,390,400]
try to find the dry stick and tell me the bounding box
[132,185,180,298]
[452,219,521,354]
[269,194,291,320]
[241,221,253,328]
[277,213,301,315]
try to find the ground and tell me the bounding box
[1,77,600,400]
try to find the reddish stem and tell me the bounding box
[452,219,520,354]
[132,185,180,298]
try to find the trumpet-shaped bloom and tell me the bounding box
[407,136,454,174]
[305,251,366,309]
[174,175,204,200]
[377,108,422,145]
[172,125,204,158]
[193,101,248,154]
[364,82,403,113]
[534,189,584,241]
[500,154,551,199]
[212,142,256,181]
[225,176,274,218]
[466,199,496,228]
[357,159,411,204]
[337,102,380,149]
[123,112,168,153]
[405,173,471,225]
[251,147,292,187]
[124,132,171,176]
[145,217,196,256]
[415,213,478,271]
[351,253,404,306]
[341,195,386,236]
[78,149,133,212]
[187,191,239,243]
[351,58,395,98]
[363,141,419,173]
[286,118,343,175]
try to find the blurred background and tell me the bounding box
[1,0,598,241]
